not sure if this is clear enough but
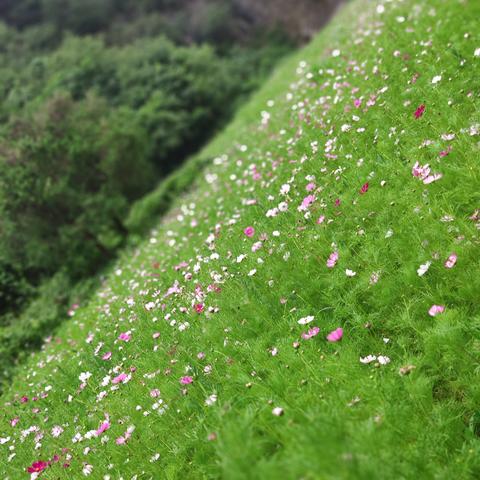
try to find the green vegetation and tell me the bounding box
[1,0,479,478]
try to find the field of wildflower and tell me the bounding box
[1,0,480,478]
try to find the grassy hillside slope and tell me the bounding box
[2,0,480,478]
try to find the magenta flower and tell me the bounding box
[95,421,110,436]
[428,305,445,317]
[439,146,452,157]
[244,226,255,237]
[194,303,205,314]
[359,182,369,194]
[414,104,426,119]
[180,376,193,385]
[27,461,48,473]
[326,327,343,342]
[118,332,131,342]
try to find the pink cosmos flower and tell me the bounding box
[444,253,457,269]
[300,194,316,211]
[150,389,161,398]
[112,373,128,384]
[95,421,110,436]
[174,261,188,271]
[10,417,19,427]
[116,426,135,446]
[327,251,339,268]
[317,216,325,224]
[301,327,320,340]
[20,396,28,403]
[439,146,452,157]
[27,461,48,473]
[102,352,112,360]
[244,226,255,237]
[326,327,343,342]
[428,305,445,317]
[412,162,442,185]
[423,173,443,184]
[180,376,193,385]
[194,303,204,314]
[118,332,131,342]
[359,182,369,194]
[306,182,316,192]
[412,162,430,178]
[354,98,362,108]
[414,104,425,119]
[334,198,341,207]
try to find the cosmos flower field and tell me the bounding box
[2,0,480,478]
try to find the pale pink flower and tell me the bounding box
[150,389,161,398]
[444,253,457,268]
[412,162,442,185]
[378,355,391,365]
[326,327,343,342]
[326,251,339,268]
[423,173,442,184]
[428,305,445,317]
[360,355,376,364]
[301,327,320,340]
[118,332,131,342]
[112,373,128,384]
[102,352,112,360]
[412,162,431,179]
[299,194,315,211]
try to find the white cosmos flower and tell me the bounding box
[298,316,314,325]
[417,261,431,277]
